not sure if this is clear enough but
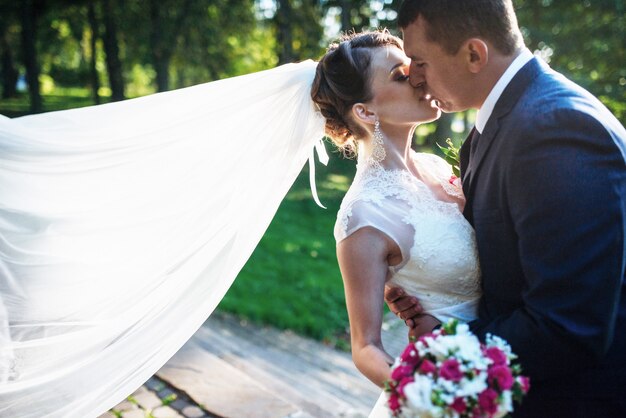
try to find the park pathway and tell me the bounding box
[101,312,408,418]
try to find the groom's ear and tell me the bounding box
[352,103,376,126]
[463,38,489,74]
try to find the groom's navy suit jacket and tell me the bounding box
[461,58,626,416]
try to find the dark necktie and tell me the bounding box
[469,127,481,160]
[461,127,480,197]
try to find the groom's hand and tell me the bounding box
[384,284,424,328]
[408,314,441,341]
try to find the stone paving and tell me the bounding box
[100,375,217,418]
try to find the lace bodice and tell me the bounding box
[335,151,481,323]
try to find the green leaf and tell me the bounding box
[442,318,459,335]
[444,154,458,166]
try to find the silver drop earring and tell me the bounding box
[371,120,387,163]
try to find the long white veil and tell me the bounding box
[0,60,326,417]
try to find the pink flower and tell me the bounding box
[400,344,420,367]
[488,365,514,390]
[517,376,531,393]
[397,376,414,397]
[471,407,483,418]
[388,393,401,412]
[418,359,436,375]
[478,388,499,415]
[440,358,463,382]
[451,397,467,414]
[484,347,507,366]
[448,175,462,188]
[391,365,414,382]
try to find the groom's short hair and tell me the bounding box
[398,0,523,55]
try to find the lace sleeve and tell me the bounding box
[334,197,415,270]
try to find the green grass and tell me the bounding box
[0,89,108,117]
[218,156,356,349]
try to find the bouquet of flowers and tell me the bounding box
[385,320,530,418]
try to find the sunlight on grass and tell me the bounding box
[0,88,108,117]
[321,173,351,192]
[219,163,353,348]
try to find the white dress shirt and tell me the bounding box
[475,48,535,133]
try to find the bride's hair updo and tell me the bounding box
[311,30,403,155]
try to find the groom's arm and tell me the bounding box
[469,109,626,381]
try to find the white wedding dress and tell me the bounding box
[334,149,482,417]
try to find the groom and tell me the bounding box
[385,0,626,416]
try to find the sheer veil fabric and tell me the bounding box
[0,61,325,417]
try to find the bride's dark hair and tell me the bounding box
[311,29,403,155]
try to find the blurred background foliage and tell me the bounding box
[0,0,624,344]
[0,0,623,136]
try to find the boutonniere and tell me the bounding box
[437,138,461,178]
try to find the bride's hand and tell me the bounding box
[384,284,424,327]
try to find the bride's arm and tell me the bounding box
[336,226,399,388]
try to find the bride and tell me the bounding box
[311,30,481,415]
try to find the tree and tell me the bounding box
[117,0,261,91]
[20,0,44,112]
[0,2,19,99]
[325,0,370,32]
[43,0,102,101]
[101,0,125,101]
[146,0,195,92]
[87,1,101,104]
[321,0,404,35]
[515,0,626,122]
[166,0,262,84]
[275,0,295,63]
[270,0,324,64]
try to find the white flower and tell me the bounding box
[423,334,476,361]
[391,357,402,369]
[436,377,458,394]
[453,335,484,364]
[456,323,471,335]
[500,389,513,413]
[455,372,488,397]
[486,334,515,360]
[403,375,443,418]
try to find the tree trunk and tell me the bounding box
[87,1,101,104]
[101,0,125,101]
[149,0,192,92]
[149,0,169,92]
[0,26,18,99]
[339,0,353,32]
[527,0,542,51]
[20,0,42,113]
[275,0,294,64]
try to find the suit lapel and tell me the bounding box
[463,58,545,200]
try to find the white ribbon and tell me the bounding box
[308,137,330,209]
